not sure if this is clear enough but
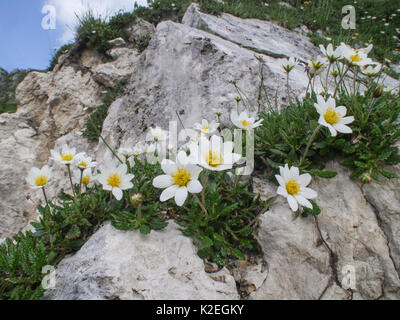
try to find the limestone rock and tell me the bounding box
[99,19,310,152]
[248,162,400,300]
[182,3,319,62]
[124,17,156,43]
[43,221,240,300]
[93,48,139,88]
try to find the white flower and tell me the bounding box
[153,151,203,206]
[133,142,146,156]
[384,87,399,95]
[97,161,134,200]
[361,64,382,77]
[315,95,354,137]
[73,168,95,191]
[275,164,317,212]
[308,56,328,75]
[319,43,342,62]
[193,119,220,135]
[281,57,298,72]
[189,135,241,171]
[231,110,263,130]
[26,165,52,189]
[74,154,96,169]
[150,127,168,142]
[50,144,84,165]
[118,147,135,159]
[337,43,373,67]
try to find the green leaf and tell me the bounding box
[197,248,209,259]
[201,236,213,248]
[310,170,337,179]
[139,225,151,235]
[212,233,224,242]
[231,248,245,260]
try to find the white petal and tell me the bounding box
[277,186,288,197]
[300,187,318,199]
[339,116,354,125]
[298,173,311,186]
[275,174,285,187]
[333,123,352,134]
[174,187,188,206]
[112,188,123,200]
[327,124,337,136]
[187,180,202,193]
[295,195,313,209]
[160,185,179,202]
[287,195,298,212]
[336,106,347,117]
[161,159,177,175]
[289,166,299,179]
[153,175,174,188]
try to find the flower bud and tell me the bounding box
[372,85,383,98]
[360,172,372,183]
[130,193,143,207]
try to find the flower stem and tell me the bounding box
[193,194,208,217]
[333,64,350,98]
[79,168,83,195]
[42,187,49,207]
[201,171,209,206]
[299,125,322,166]
[66,164,76,198]
[286,72,291,104]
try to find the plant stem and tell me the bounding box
[66,164,76,198]
[286,72,291,104]
[193,194,208,217]
[42,187,49,207]
[299,125,322,166]
[325,62,331,91]
[79,168,83,195]
[333,64,351,98]
[201,171,209,207]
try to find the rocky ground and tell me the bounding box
[1,4,399,299]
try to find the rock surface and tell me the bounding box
[248,162,400,300]
[43,221,239,300]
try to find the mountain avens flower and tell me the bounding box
[361,64,382,77]
[193,119,220,135]
[50,144,84,165]
[153,151,203,206]
[231,110,263,130]
[275,164,317,212]
[189,135,241,171]
[281,57,298,73]
[73,168,94,191]
[74,154,96,169]
[319,44,342,62]
[26,165,52,189]
[97,161,134,200]
[150,127,168,142]
[315,95,354,137]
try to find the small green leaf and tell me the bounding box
[231,248,246,260]
[201,236,213,248]
[139,225,151,235]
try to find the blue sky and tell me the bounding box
[0,0,147,72]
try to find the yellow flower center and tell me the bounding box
[79,161,87,168]
[81,176,90,185]
[324,109,340,125]
[207,150,223,167]
[286,179,300,195]
[171,169,191,186]
[350,54,362,62]
[35,175,48,187]
[240,120,252,127]
[202,125,210,131]
[61,153,73,162]
[107,173,121,188]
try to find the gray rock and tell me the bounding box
[108,37,127,47]
[247,162,400,300]
[99,19,310,151]
[43,221,240,300]
[182,4,319,63]
[124,18,156,43]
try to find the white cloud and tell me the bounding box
[44,0,148,44]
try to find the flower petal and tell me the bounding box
[160,185,179,202]
[295,195,313,209]
[187,180,202,193]
[333,123,352,134]
[153,175,174,189]
[174,187,188,206]
[287,195,298,212]
[298,173,311,186]
[112,188,123,201]
[300,187,318,199]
